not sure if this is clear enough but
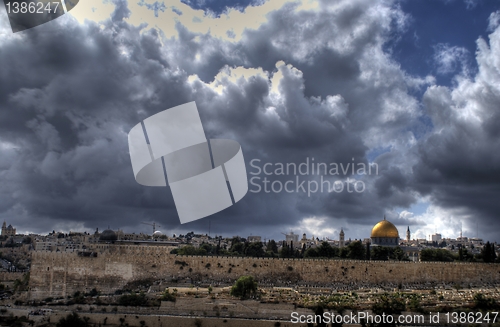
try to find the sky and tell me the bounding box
[0,0,500,243]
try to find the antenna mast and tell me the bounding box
[141,222,160,234]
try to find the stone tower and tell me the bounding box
[339,228,345,248]
[1,221,16,236]
[406,226,411,242]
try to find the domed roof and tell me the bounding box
[153,231,163,237]
[99,229,117,241]
[371,217,399,238]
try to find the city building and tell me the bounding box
[339,228,345,248]
[1,221,16,237]
[99,229,118,242]
[283,231,300,248]
[431,233,442,242]
[370,216,400,246]
[247,236,262,243]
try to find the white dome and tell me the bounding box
[153,231,163,236]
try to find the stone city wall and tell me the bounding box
[28,245,500,300]
[0,271,24,282]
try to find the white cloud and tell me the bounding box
[488,11,500,32]
[416,22,500,242]
[399,210,414,220]
[296,216,339,240]
[463,0,479,10]
[433,43,470,76]
[405,204,470,240]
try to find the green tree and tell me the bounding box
[368,245,405,261]
[267,240,278,253]
[245,242,265,257]
[22,236,32,244]
[407,294,424,313]
[392,246,407,261]
[481,242,497,263]
[457,246,473,262]
[472,293,499,310]
[160,289,176,302]
[372,293,406,316]
[371,246,391,261]
[176,245,198,255]
[279,244,293,258]
[314,305,327,327]
[230,276,258,299]
[4,238,17,248]
[346,241,365,260]
[13,273,30,292]
[118,292,148,306]
[199,243,213,255]
[318,241,338,258]
[230,241,245,255]
[420,248,455,262]
[87,288,99,297]
[56,312,90,327]
[304,247,319,258]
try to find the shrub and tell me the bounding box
[230,276,258,299]
[56,312,90,327]
[118,293,148,306]
[160,289,176,302]
[87,288,99,297]
[473,293,499,310]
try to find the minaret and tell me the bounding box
[406,226,410,242]
[339,228,345,248]
[1,222,6,236]
[300,233,307,246]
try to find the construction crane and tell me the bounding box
[141,222,160,235]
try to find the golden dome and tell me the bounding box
[371,218,399,238]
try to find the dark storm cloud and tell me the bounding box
[181,0,264,16]
[411,22,500,241]
[0,0,499,241]
[180,0,422,234]
[0,0,422,238]
[0,2,193,232]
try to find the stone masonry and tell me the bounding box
[28,244,500,300]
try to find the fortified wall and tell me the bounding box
[0,272,24,282]
[29,245,500,300]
